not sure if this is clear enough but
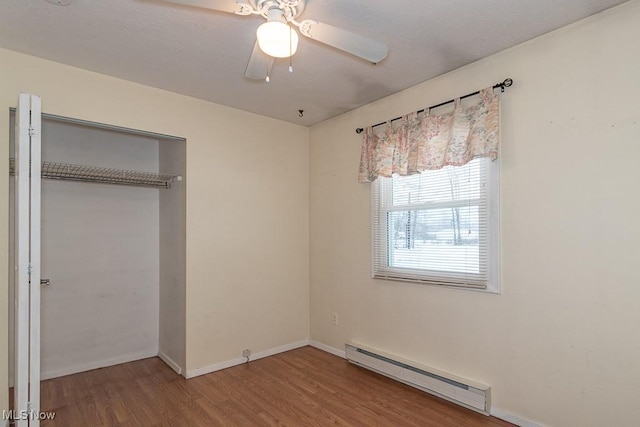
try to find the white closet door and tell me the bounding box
[14,93,42,427]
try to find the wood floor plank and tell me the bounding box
[33,346,514,426]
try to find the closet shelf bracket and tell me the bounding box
[9,158,181,189]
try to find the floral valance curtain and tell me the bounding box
[358,87,500,183]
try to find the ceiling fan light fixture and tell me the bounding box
[257,8,299,58]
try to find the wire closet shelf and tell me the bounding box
[9,158,180,189]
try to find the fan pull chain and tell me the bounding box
[266,58,270,83]
[289,22,294,73]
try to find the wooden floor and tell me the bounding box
[37,346,513,426]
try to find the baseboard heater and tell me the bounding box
[345,342,491,415]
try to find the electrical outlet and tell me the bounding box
[242,348,251,358]
[331,312,339,326]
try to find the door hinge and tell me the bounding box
[28,125,39,137]
[27,264,33,275]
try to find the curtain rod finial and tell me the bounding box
[356,128,364,134]
[499,78,513,92]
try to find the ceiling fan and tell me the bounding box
[157,0,389,81]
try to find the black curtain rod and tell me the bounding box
[355,78,513,134]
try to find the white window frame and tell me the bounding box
[371,158,500,293]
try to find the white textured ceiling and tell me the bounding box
[0,0,629,126]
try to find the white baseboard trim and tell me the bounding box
[41,347,159,380]
[309,340,346,358]
[491,407,545,427]
[158,350,183,376]
[186,356,246,379]
[248,340,309,362]
[185,340,310,379]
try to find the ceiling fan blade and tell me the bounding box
[160,0,246,14]
[245,42,274,80]
[299,21,388,64]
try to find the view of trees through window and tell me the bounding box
[386,158,485,274]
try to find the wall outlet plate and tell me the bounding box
[242,348,251,358]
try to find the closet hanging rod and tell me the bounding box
[354,78,513,134]
[9,158,181,189]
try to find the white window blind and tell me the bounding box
[371,157,500,291]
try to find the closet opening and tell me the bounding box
[8,111,187,388]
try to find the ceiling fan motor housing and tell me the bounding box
[252,0,306,19]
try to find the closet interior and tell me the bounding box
[8,113,186,382]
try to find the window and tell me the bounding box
[371,157,500,292]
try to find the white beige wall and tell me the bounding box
[159,138,187,373]
[35,121,161,379]
[0,47,309,411]
[309,2,640,426]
